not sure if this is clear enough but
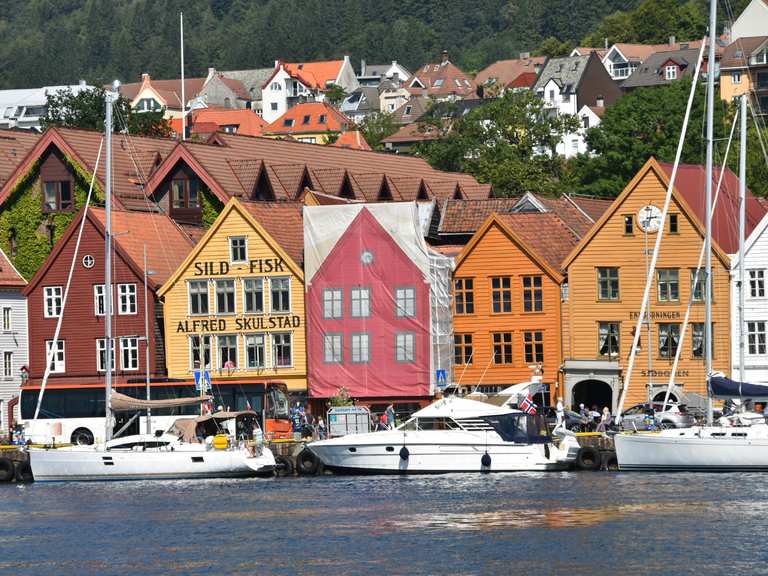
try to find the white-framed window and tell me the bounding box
[118,283,137,315]
[3,351,12,378]
[245,334,266,369]
[665,65,677,80]
[351,287,371,318]
[748,321,767,355]
[271,82,281,91]
[749,270,765,298]
[2,307,11,331]
[272,333,292,368]
[351,333,370,364]
[217,334,238,369]
[215,280,236,314]
[323,288,343,319]
[120,337,139,371]
[243,278,264,314]
[230,236,248,263]
[44,286,63,318]
[46,340,65,373]
[189,335,212,370]
[94,284,110,316]
[189,280,209,315]
[270,277,291,313]
[732,71,742,84]
[395,332,415,362]
[395,287,416,317]
[570,138,579,152]
[323,333,343,363]
[96,338,116,372]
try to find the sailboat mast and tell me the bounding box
[738,94,747,384]
[704,0,716,425]
[180,12,186,141]
[105,88,116,442]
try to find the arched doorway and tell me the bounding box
[572,379,613,412]
[652,391,678,404]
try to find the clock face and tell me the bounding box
[638,205,662,233]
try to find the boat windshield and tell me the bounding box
[400,417,461,431]
[480,413,551,444]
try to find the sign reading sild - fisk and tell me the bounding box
[157,198,307,392]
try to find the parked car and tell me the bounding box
[542,407,589,431]
[621,402,695,430]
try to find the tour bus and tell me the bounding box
[20,379,292,445]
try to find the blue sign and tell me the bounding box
[194,370,212,391]
[194,370,201,390]
[436,369,447,389]
[203,370,211,391]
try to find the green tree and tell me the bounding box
[358,112,399,150]
[42,87,171,137]
[417,91,580,196]
[324,84,347,107]
[534,36,573,58]
[569,79,728,197]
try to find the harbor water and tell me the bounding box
[1,472,767,575]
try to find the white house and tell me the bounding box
[261,56,359,123]
[0,81,93,131]
[0,248,27,436]
[731,0,768,42]
[557,104,604,158]
[731,211,768,383]
[357,60,411,87]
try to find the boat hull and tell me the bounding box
[309,431,577,474]
[29,446,275,482]
[615,428,768,471]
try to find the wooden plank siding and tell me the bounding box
[562,163,731,408]
[159,200,307,391]
[453,220,562,400]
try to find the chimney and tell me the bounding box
[596,95,605,108]
[274,60,280,69]
[604,37,608,49]
[360,59,366,75]
[534,63,542,75]
[78,79,87,87]
[441,50,449,63]
[669,35,676,46]
[141,73,150,82]
[206,67,216,82]
[519,52,530,60]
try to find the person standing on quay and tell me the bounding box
[556,397,565,430]
[385,403,396,430]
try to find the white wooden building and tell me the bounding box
[0,248,27,435]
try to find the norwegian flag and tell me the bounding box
[520,393,537,415]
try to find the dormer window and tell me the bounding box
[665,65,678,80]
[319,114,327,124]
[404,105,412,115]
[302,115,311,124]
[43,181,73,212]
[171,178,199,210]
[751,48,767,65]
[433,79,444,88]
[283,118,294,127]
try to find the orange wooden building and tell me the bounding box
[560,158,732,412]
[452,212,580,404]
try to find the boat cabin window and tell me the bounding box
[108,440,171,450]
[402,417,461,431]
[481,414,550,444]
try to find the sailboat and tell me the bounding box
[28,87,275,481]
[614,0,768,470]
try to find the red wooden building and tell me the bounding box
[23,207,194,387]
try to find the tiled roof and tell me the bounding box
[439,198,522,234]
[192,108,267,137]
[281,60,345,90]
[391,96,431,125]
[0,129,40,189]
[408,58,473,97]
[117,76,207,107]
[0,246,25,287]
[535,196,595,237]
[572,47,609,59]
[533,55,591,94]
[497,212,581,271]
[721,36,768,68]
[238,200,304,265]
[333,130,372,151]
[221,67,275,101]
[265,102,350,135]
[567,194,613,222]
[90,208,195,286]
[659,162,766,254]
[473,56,547,92]
[621,48,701,88]
[382,122,440,144]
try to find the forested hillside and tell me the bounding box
[0,0,641,89]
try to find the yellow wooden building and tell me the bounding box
[561,158,732,411]
[157,198,307,392]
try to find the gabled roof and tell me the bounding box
[438,198,522,234]
[157,198,304,298]
[0,129,40,189]
[265,101,350,135]
[238,201,305,265]
[0,246,26,287]
[408,56,473,97]
[658,162,766,254]
[562,158,732,269]
[381,122,441,145]
[571,47,609,59]
[116,75,208,107]
[621,48,701,88]
[720,36,768,68]
[191,108,267,137]
[391,96,431,124]
[24,206,194,295]
[340,86,380,114]
[265,60,346,91]
[566,194,613,221]
[473,56,547,92]
[533,55,591,94]
[220,67,276,101]
[333,130,372,151]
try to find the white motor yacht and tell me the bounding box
[29,411,276,482]
[308,397,580,474]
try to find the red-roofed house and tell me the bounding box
[408,51,473,101]
[0,246,27,434]
[472,55,547,98]
[261,57,359,123]
[189,108,267,137]
[264,102,352,144]
[332,130,372,151]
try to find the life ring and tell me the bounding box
[0,458,14,483]
[274,455,294,477]
[14,460,34,483]
[576,447,601,471]
[296,448,320,475]
[601,451,619,471]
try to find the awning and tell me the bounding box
[710,376,768,400]
[110,391,212,412]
